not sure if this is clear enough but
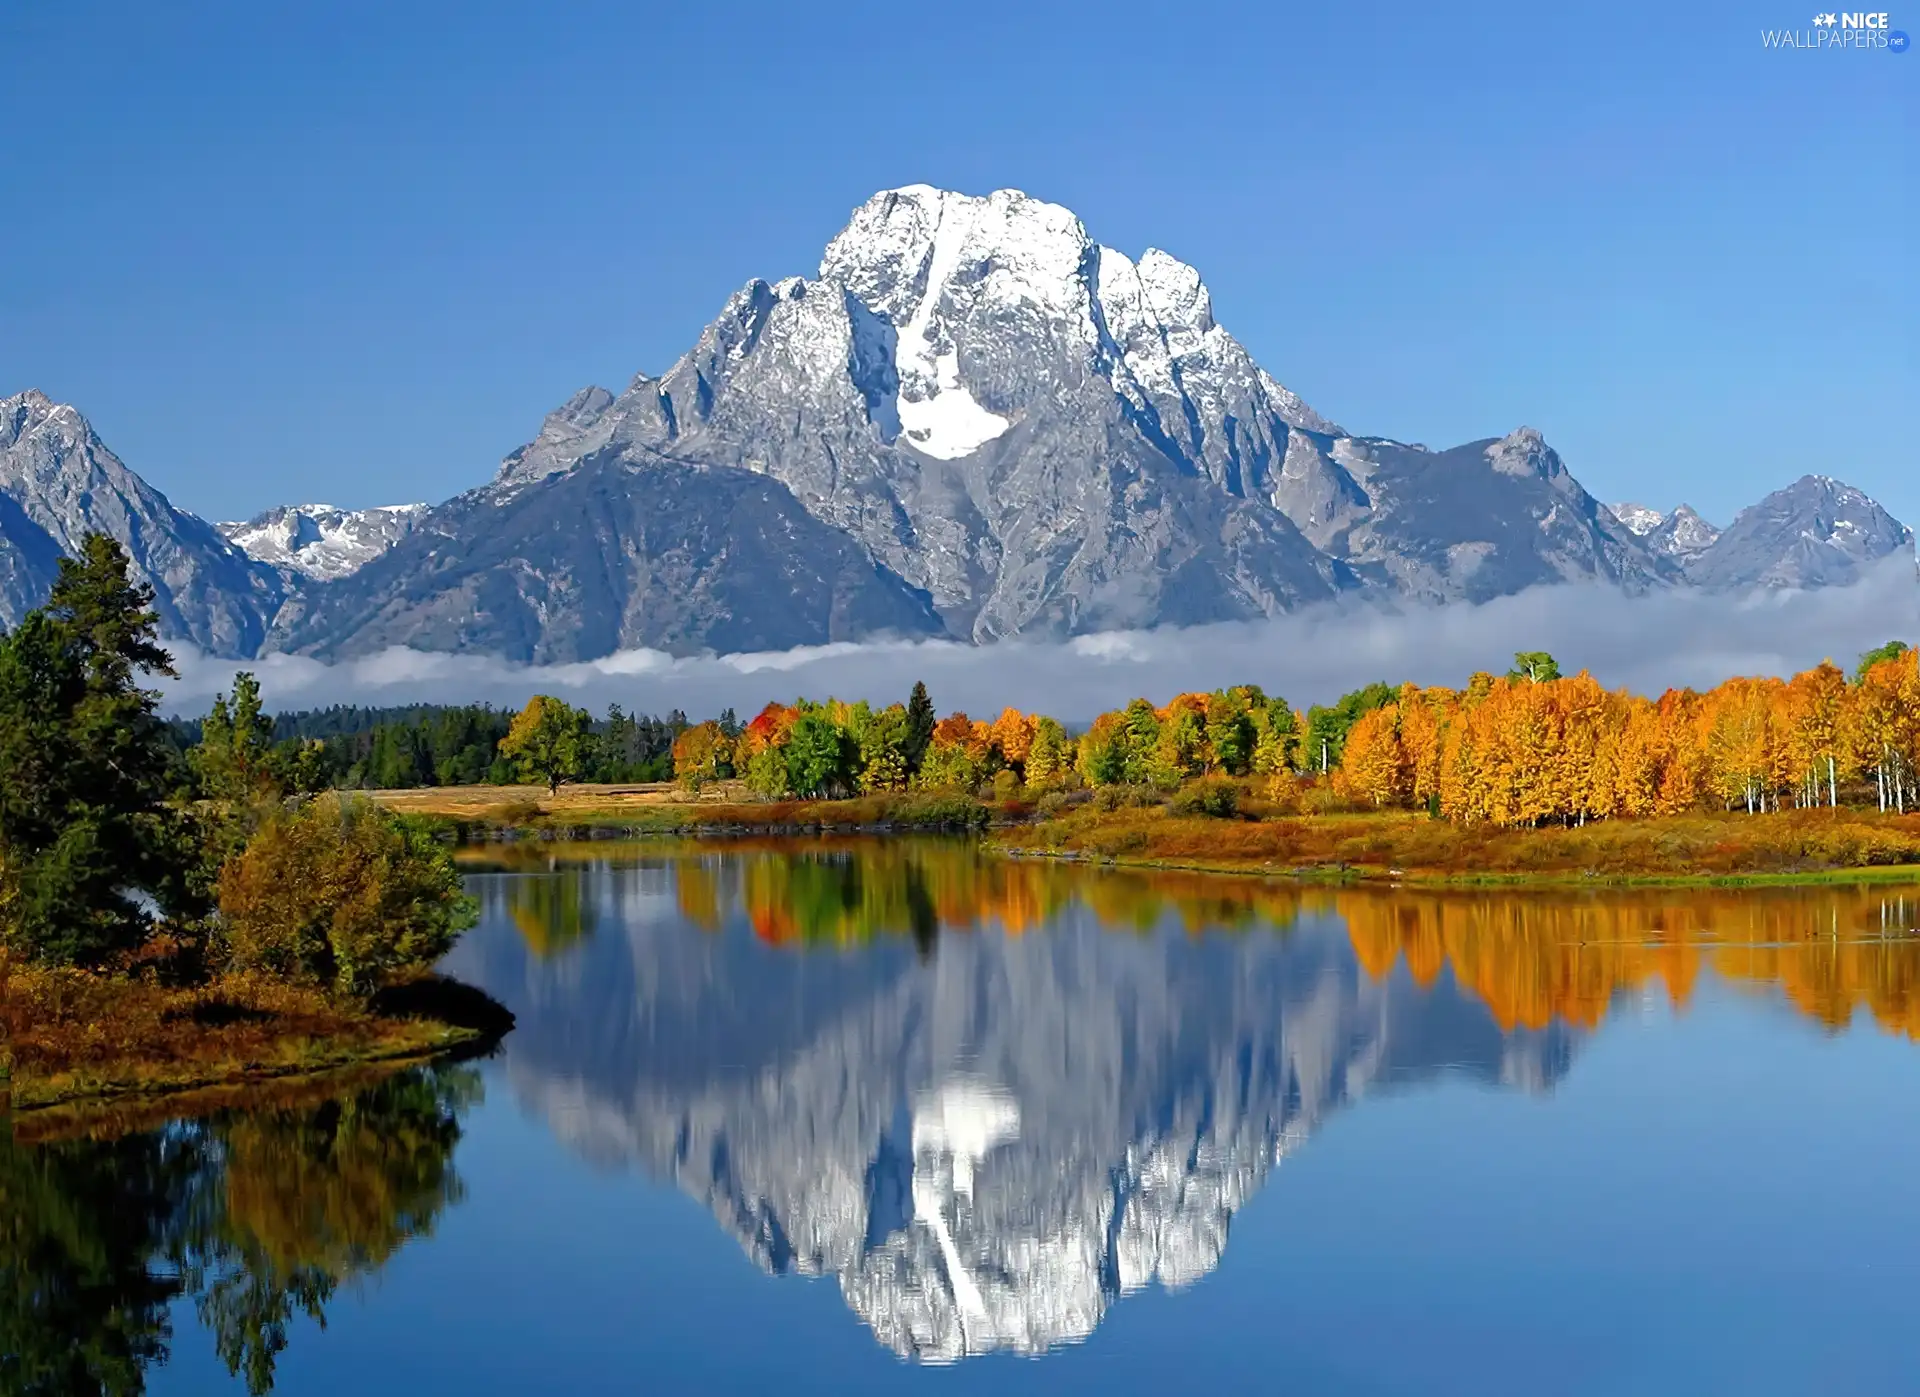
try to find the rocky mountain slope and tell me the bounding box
[268,452,944,661]
[220,501,425,580]
[446,859,1573,1360]
[0,389,281,655]
[1612,480,1913,587]
[1683,476,1913,590]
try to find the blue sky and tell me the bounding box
[0,0,1912,527]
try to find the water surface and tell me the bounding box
[10,840,1920,1395]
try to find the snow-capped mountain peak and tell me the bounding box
[1610,502,1666,535]
[220,501,426,580]
[813,185,1337,454]
[819,185,1093,322]
[1609,500,1721,561]
[1658,504,1721,556]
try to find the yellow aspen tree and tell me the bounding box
[1653,691,1708,816]
[1399,686,1450,809]
[989,707,1037,771]
[1851,663,1905,812]
[1785,662,1849,807]
[1337,704,1405,808]
[1555,672,1610,825]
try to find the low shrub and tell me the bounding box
[1035,789,1080,820]
[885,793,991,830]
[1093,784,1164,813]
[1170,778,1241,819]
[1303,784,1363,816]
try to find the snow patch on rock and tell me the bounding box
[886,190,1013,459]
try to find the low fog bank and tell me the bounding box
[164,558,1919,721]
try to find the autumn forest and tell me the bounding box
[651,643,1920,828]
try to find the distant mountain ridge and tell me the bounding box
[220,502,427,581]
[2,185,1913,658]
[1608,479,1911,589]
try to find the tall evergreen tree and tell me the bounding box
[904,681,937,774]
[0,535,187,964]
[193,671,275,803]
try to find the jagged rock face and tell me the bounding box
[0,390,281,656]
[1684,476,1915,590]
[0,487,65,625]
[220,502,426,580]
[448,861,1573,1361]
[268,452,944,661]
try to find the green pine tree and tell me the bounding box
[904,681,937,774]
[0,535,188,965]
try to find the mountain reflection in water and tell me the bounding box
[9,841,1920,1390]
[450,841,1920,1361]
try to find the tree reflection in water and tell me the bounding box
[472,838,1920,1041]
[0,1064,478,1396]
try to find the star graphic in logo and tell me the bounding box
[1812,11,1837,24]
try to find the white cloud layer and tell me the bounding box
[163,560,1920,722]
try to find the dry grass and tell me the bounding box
[994,805,1920,884]
[1,967,497,1111]
[371,783,1002,833]
[372,781,701,823]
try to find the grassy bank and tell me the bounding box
[372,782,1004,834]
[2,968,512,1112]
[367,781,1920,885]
[991,803,1920,885]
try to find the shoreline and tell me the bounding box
[986,843,1920,890]
[21,800,1917,1120]
[4,971,514,1116]
[374,784,1920,890]
[6,1027,486,1116]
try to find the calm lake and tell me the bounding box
[11,840,1920,1396]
